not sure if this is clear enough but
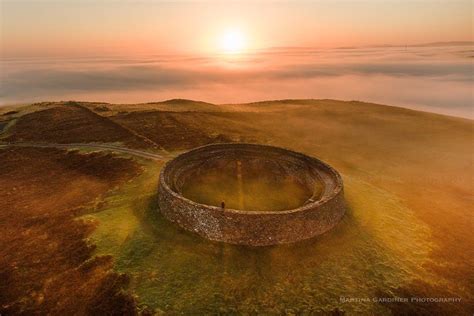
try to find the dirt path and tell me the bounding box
[0,142,168,161]
[71,102,169,153]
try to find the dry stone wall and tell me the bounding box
[158,143,345,246]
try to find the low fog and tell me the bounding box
[1,44,473,118]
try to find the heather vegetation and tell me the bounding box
[0,99,472,314]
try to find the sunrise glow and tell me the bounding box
[220,29,246,54]
[1,0,473,315]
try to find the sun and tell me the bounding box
[220,29,246,54]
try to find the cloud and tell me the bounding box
[2,59,471,96]
[1,46,473,118]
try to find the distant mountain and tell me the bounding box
[157,99,216,106]
[408,41,474,47]
[142,99,221,112]
[267,41,473,51]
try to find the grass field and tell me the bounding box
[0,99,472,314]
[0,147,142,314]
[180,158,315,212]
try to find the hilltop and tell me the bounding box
[0,99,472,314]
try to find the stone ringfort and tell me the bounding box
[158,143,346,246]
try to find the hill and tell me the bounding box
[0,99,472,314]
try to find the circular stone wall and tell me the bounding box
[158,143,345,246]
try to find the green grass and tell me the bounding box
[4,99,472,314]
[180,159,315,211]
[82,159,436,314]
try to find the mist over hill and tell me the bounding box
[1,44,473,118]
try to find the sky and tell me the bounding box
[1,0,472,57]
[0,1,473,118]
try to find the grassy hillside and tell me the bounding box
[0,99,472,314]
[0,147,142,314]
